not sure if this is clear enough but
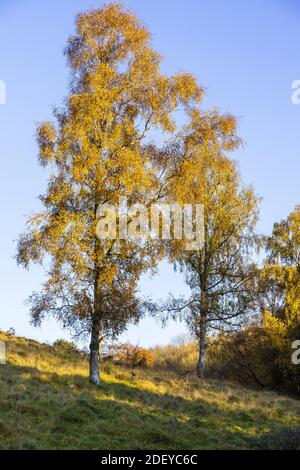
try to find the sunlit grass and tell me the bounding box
[0,332,299,449]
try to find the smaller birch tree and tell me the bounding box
[160,110,259,378]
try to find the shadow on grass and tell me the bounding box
[0,362,288,450]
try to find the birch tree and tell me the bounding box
[161,110,259,378]
[16,4,202,384]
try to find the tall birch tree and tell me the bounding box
[16,4,202,384]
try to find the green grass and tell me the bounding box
[0,332,299,450]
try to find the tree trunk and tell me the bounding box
[196,316,207,378]
[89,317,101,385]
[91,224,102,385]
[196,290,207,378]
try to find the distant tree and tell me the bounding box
[159,111,259,378]
[259,206,300,329]
[203,206,300,394]
[16,4,201,385]
[258,206,300,392]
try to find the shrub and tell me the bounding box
[111,343,154,368]
[52,339,79,354]
[205,326,277,388]
[206,322,300,395]
[6,328,16,336]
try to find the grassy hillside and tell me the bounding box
[0,331,299,450]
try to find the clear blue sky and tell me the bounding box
[0,0,299,347]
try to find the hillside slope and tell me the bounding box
[0,332,299,450]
